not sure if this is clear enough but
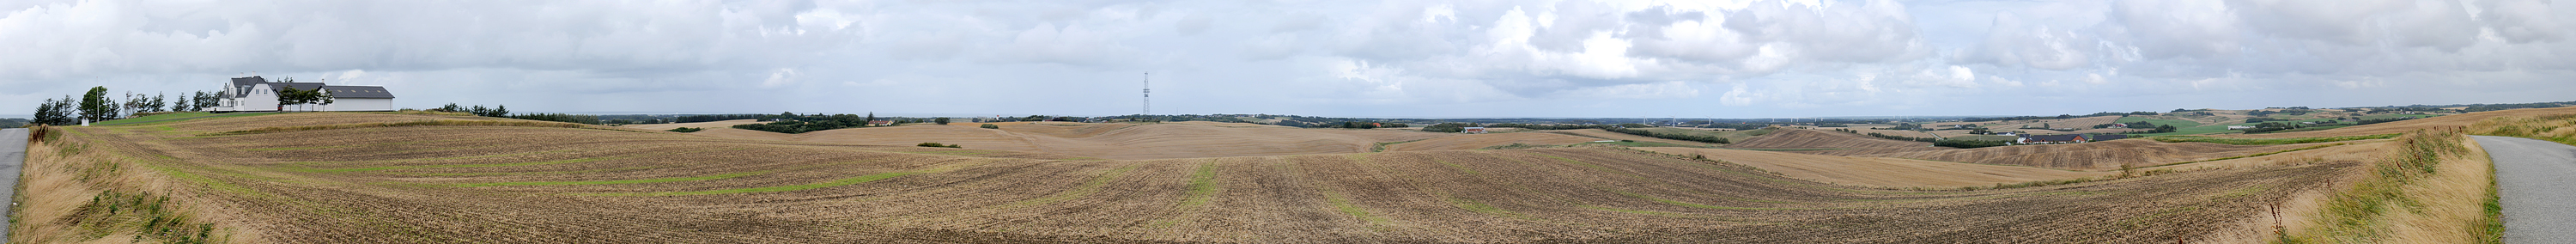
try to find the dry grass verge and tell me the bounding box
[2152,134,2397,145]
[2276,128,2498,243]
[205,119,633,136]
[12,129,240,243]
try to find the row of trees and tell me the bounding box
[732,113,896,133]
[30,87,215,125]
[430,103,605,125]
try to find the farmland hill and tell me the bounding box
[1723,128,1931,149]
[12,112,2412,243]
[665,121,1449,160]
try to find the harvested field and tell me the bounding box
[2225,107,2576,138]
[1841,139,2321,171]
[1380,132,1602,151]
[611,121,1451,160]
[618,119,765,131]
[12,113,2382,243]
[1535,129,1723,147]
[1632,147,2106,188]
[1725,128,1931,149]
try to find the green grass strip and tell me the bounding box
[581,171,920,197]
[447,170,772,187]
[2149,133,2397,145]
[1322,189,1389,225]
[1179,163,1222,208]
[1011,166,1137,206]
[296,156,624,173]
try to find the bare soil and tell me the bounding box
[13,113,2373,243]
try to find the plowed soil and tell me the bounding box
[24,113,2375,243]
[1632,147,2106,187]
[1382,132,1603,151]
[1838,139,2315,171]
[1725,128,1932,149]
[680,122,1453,160]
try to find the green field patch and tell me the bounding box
[447,170,773,187]
[1010,166,1138,207]
[292,156,628,173]
[2149,134,2395,145]
[1321,189,1390,226]
[581,171,921,197]
[2114,116,2205,128]
[1179,163,1222,208]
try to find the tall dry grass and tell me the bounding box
[208,119,636,136]
[13,127,246,243]
[2275,127,2498,243]
[2466,113,2576,145]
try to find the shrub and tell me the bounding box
[667,127,702,132]
[916,142,962,148]
[980,124,1000,129]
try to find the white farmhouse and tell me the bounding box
[207,76,397,112]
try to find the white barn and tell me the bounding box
[207,76,397,112]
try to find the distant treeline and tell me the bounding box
[1422,122,1729,143]
[676,114,764,123]
[432,103,599,125]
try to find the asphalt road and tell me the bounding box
[2475,136,2576,244]
[0,128,27,241]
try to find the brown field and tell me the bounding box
[617,119,764,131]
[1723,128,1930,149]
[669,122,1448,160]
[5,113,2407,243]
[1534,129,1724,147]
[1631,147,2107,188]
[1815,139,2319,171]
[2223,106,2576,138]
[1381,131,1602,151]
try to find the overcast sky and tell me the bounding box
[3,0,2571,119]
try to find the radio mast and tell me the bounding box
[1142,72,1151,118]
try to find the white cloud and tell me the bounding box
[3,0,2571,118]
[761,68,799,88]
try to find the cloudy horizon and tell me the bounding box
[3,0,2570,119]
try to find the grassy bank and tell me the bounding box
[2276,128,2498,243]
[12,126,235,243]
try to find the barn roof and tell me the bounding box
[324,86,395,99]
[2025,134,2086,142]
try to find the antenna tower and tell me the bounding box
[1142,72,1151,117]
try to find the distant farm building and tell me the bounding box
[1461,127,1488,134]
[208,76,396,112]
[2227,125,2256,130]
[2017,134,2088,144]
[868,120,896,126]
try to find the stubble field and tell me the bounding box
[10,112,2445,243]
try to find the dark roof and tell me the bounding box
[2025,134,2086,142]
[225,76,395,99]
[270,82,326,91]
[2088,134,2129,141]
[229,76,267,87]
[324,86,395,99]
